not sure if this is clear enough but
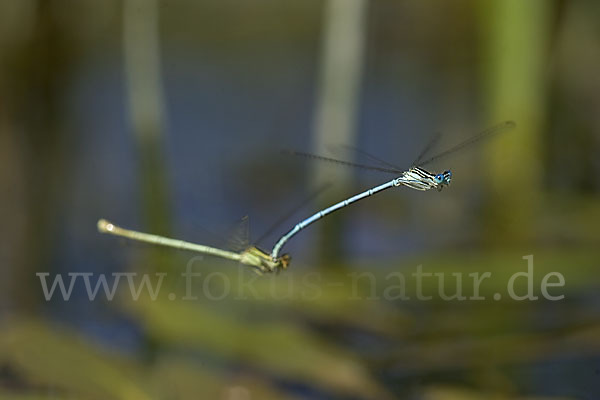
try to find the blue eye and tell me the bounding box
[435,174,444,182]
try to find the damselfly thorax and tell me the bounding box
[240,246,291,273]
[395,167,452,191]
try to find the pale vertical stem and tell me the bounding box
[123,0,171,236]
[122,2,171,363]
[312,0,368,186]
[311,0,368,262]
[481,0,552,243]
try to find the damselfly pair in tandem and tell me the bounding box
[98,120,516,273]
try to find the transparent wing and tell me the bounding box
[226,215,250,253]
[328,144,404,171]
[416,121,516,167]
[412,131,442,167]
[282,150,402,174]
[254,183,331,246]
[283,121,515,175]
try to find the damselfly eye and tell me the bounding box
[436,174,444,182]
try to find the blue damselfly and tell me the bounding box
[270,121,516,261]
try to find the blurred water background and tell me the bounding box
[1,0,600,399]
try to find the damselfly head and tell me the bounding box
[443,170,452,185]
[434,170,452,186]
[278,253,291,269]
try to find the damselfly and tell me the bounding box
[98,184,328,273]
[270,121,516,261]
[97,218,289,274]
